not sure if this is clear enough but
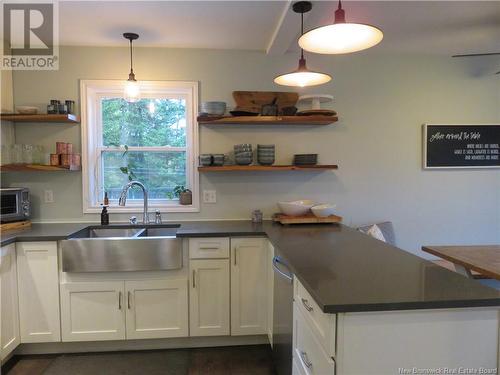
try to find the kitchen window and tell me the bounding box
[80,80,199,213]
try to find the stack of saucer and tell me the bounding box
[293,154,318,165]
[234,144,253,165]
[257,145,275,165]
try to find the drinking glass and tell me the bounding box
[22,144,33,164]
[12,144,23,164]
[0,145,11,165]
[33,145,44,164]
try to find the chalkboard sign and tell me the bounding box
[423,124,500,169]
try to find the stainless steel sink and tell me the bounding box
[87,228,145,238]
[61,225,182,273]
[141,227,179,237]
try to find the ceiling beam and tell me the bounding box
[266,0,302,55]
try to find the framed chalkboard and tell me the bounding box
[423,124,500,169]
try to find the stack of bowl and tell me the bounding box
[200,101,226,116]
[234,144,253,165]
[257,144,275,165]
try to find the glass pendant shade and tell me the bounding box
[298,1,383,54]
[274,58,331,87]
[124,77,141,103]
[123,33,140,102]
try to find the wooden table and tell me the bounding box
[422,245,500,280]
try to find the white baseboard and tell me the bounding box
[15,335,270,355]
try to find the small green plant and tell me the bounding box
[167,185,191,200]
[117,145,137,182]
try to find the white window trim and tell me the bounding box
[80,79,199,213]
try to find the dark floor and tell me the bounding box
[2,345,276,375]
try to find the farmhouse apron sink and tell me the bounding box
[61,225,182,273]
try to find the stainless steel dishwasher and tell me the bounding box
[272,251,294,375]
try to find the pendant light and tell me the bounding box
[123,32,141,102]
[274,1,331,87]
[298,0,383,54]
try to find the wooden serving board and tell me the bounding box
[273,213,342,225]
[0,220,31,232]
[233,91,298,113]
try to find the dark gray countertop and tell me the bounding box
[2,221,499,313]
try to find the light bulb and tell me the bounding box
[124,80,140,103]
[274,70,331,87]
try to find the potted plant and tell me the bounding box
[169,185,192,205]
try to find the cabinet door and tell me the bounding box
[231,238,268,336]
[125,279,188,340]
[60,282,125,342]
[189,259,230,336]
[16,242,60,343]
[267,242,274,346]
[1,243,20,360]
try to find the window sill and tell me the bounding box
[84,205,200,214]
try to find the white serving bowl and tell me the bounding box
[278,200,315,216]
[311,204,337,218]
[16,106,38,114]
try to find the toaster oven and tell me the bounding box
[0,188,31,223]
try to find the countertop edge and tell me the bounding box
[2,222,499,314]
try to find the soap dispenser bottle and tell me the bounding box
[101,205,109,225]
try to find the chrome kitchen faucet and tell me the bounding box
[118,181,149,224]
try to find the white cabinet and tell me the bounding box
[189,238,230,259]
[126,279,188,340]
[1,243,20,360]
[61,279,189,342]
[293,304,335,375]
[60,282,125,342]
[17,242,60,343]
[296,280,335,357]
[189,259,230,336]
[230,238,268,336]
[336,308,499,374]
[267,242,274,346]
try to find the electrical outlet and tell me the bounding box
[203,190,216,204]
[44,190,54,203]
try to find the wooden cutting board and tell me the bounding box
[0,220,31,232]
[273,213,342,225]
[233,91,298,113]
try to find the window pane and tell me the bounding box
[102,151,186,201]
[101,98,186,147]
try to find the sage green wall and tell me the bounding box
[4,46,500,257]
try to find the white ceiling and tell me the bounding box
[59,1,500,56]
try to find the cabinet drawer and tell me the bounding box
[297,280,336,357]
[294,305,335,375]
[189,238,229,259]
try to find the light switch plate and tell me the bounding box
[44,190,54,203]
[203,190,216,204]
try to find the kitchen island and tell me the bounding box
[1,221,498,374]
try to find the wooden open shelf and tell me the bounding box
[198,165,338,172]
[0,163,81,172]
[197,115,337,125]
[0,113,80,123]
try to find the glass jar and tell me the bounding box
[58,103,68,114]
